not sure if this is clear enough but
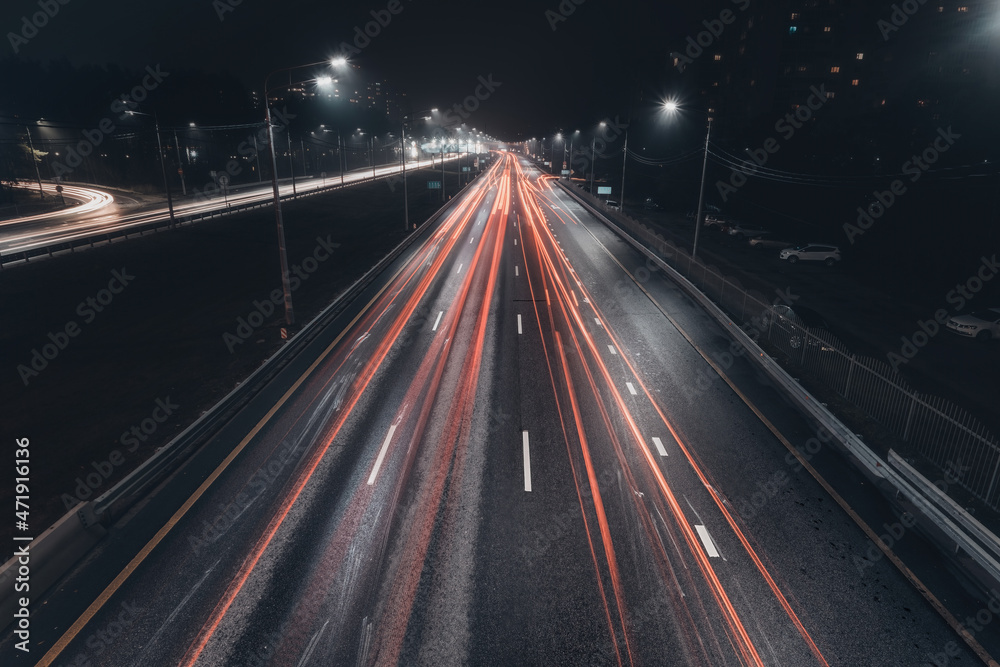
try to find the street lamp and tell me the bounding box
[262,58,341,327]
[551,132,562,175]
[124,109,175,225]
[401,109,435,231]
[591,121,606,194]
[619,123,630,213]
[663,99,712,260]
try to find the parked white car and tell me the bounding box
[946,308,1000,341]
[606,199,621,211]
[779,243,841,266]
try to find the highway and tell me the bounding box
[0,156,458,257]
[9,152,980,666]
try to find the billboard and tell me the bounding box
[597,186,613,195]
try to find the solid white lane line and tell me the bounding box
[608,344,617,356]
[515,266,519,276]
[626,382,637,396]
[432,311,443,331]
[367,424,398,485]
[457,263,463,273]
[517,314,523,335]
[652,437,668,457]
[695,525,720,558]
[522,431,532,492]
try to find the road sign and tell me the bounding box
[320,171,327,179]
[217,174,230,186]
[561,170,570,176]
[427,181,442,190]
[597,186,612,195]
[462,167,470,172]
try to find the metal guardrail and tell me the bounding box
[562,185,1000,512]
[556,179,1000,596]
[0,170,485,629]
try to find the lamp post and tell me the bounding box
[262,58,341,327]
[401,110,436,231]
[663,100,712,260]
[619,124,629,213]
[692,117,712,261]
[590,121,606,194]
[125,109,174,225]
[24,124,44,198]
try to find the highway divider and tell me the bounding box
[0,167,488,631]
[554,179,1000,600]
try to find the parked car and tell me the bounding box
[605,199,621,211]
[946,308,1000,341]
[643,197,661,210]
[749,236,795,250]
[779,243,841,266]
[686,204,722,219]
[727,224,771,239]
[703,214,736,229]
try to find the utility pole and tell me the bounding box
[173,128,187,195]
[692,117,713,261]
[24,125,44,199]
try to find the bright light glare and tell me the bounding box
[331,56,348,67]
[317,76,333,86]
[663,100,680,113]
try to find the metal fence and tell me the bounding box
[573,186,1000,511]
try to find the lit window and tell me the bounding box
[791,12,799,19]
[831,66,840,73]
[958,6,968,11]
[917,99,928,107]
[826,91,835,99]
[789,26,798,34]
[856,52,864,60]
[798,65,807,72]
[851,79,860,86]
[823,26,832,32]
[714,54,722,61]
[937,5,943,10]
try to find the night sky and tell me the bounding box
[1,0,698,138]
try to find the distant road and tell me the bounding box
[0,156,459,257]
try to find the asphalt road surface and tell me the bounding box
[5,153,987,667]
